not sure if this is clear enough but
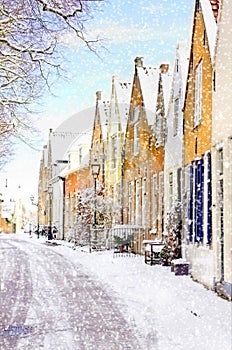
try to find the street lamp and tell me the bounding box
[47,186,53,240]
[30,195,39,238]
[58,176,65,241]
[91,158,100,251]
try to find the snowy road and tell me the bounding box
[0,237,141,350]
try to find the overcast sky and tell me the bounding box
[1,0,193,208]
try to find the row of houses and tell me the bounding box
[38,0,231,300]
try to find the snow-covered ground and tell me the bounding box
[9,233,232,349]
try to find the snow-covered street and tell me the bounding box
[1,233,231,350]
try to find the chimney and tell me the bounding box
[209,0,220,22]
[96,91,102,101]
[134,57,143,68]
[160,63,169,74]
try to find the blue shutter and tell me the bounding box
[187,165,193,242]
[194,161,197,242]
[206,152,212,245]
[197,159,204,243]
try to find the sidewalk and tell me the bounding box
[5,233,232,350]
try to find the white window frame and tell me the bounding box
[134,123,139,155]
[173,97,179,136]
[135,179,141,225]
[194,60,202,127]
[169,171,174,210]
[142,177,147,226]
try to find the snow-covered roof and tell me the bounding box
[161,69,173,116]
[68,128,92,153]
[107,76,131,136]
[98,99,110,129]
[59,128,92,176]
[49,106,96,164]
[200,0,217,61]
[114,78,131,132]
[137,65,160,124]
[176,42,191,109]
[101,123,108,142]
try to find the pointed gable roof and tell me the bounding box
[109,75,131,135]
[176,42,191,108]
[160,65,173,116]
[196,0,217,62]
[91,91,103,147]
[134,57,160,125]
[186,1,218,66]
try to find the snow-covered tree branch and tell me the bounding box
[0,0,103,162]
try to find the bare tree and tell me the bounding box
[0,0,103,162]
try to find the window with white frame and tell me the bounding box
[218,148,223,176]
[135,179,141,225]
[79,147,82,165]
[194,60,202,127]
[217,148,224,243]
[111,136,117,168]
[142,177,147,226]
[128,182,132,224]
[173,97,179,136]
[134,123,139,155]
[155,109,162,146]
[133,106,140,122]
[169,171,174,210]
[153,174,158,224]
[159,172,164,232]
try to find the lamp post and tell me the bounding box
[30,195,39,238]
[47,186,53,240]
[58,176,65,241]
[91,159,100,251]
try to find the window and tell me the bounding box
[128,182,132,224]
[135,179,141,225]
[176,59,179,73]
[155,109,162,146]
[195,159,204,243]
[111,137,117,168]
[203,152,212,245]
[177,168,182,202]
[134,123,139,155]
[213,70,216,92]
[194,60,202,127]
[203,29,206,47]
[79,147,82,165]
[153,175,158,224]
[159,172,164,233]
[173,97,179,136]
[133,106,140,122]
[217,148,224,279]
[142,178,147,226]
[218,148,223,176]
[169,172,174,210]
[186,164,193,242]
